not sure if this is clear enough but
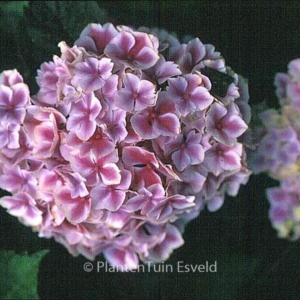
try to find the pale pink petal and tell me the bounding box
[172,149,191,172]
[100,163,121,185]
[0,85,13,106]
[104,246,139,271]
[131,114,158,139]
[11,83,30,106]
[91,186,125,211]
[122,146,159,167]
[134,46,160,69]
[153,113,180,136]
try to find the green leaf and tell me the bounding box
[0,250,49,300]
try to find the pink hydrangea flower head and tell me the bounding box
[0,23,250,270]
[251,59,300,240]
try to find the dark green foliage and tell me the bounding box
[0,250,48,299]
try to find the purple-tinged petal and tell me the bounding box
[91,186,125,212]
[122,146,159,168]
[131,113,159,139]
[115,91,135,111]
[74,57,113,92]
[207,195,225,212]
[0,166,37,195]
[153,113,180,136]
[153,56,181,84]
[55,187,91,224]
[172,149,191,172]
[11,83,30,106]
[75,23,119,55]
[134,46,160,70]
[125,194,148,212]
[147,224,184,262]
[0,193,42,226]
[115,74,156,112]
[0,69,24,86]
[100,163,121,185]
[67,93,101,141]
[0,84,13,106]
[104,246,139,271]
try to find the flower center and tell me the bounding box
[216,122,223,130]
[216,149,224,156]
[183,93,190,100]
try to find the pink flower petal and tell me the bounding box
[104,246,139,271]
[122,146,159,168]
[131,114,158,139]
[154,113,180,136]
[172,149,191,172]
[100,163,121,185]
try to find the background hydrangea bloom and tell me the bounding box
[0,22,250,270]
[251,59,300,240]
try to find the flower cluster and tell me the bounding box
[251,59,300,239]
[0,23,250,270]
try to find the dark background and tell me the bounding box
[1,1,300,299]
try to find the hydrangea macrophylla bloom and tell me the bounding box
[143,55,182,84]
[165,130,205,172]
[0,83,30,125]
[69,149,121,186]
[0,123,20,149]
[167,74,213,116]
[251,58,300,240]
[0,165,37,196]
[104,28,160,69]
[55,186,91,224]
[0,22,250,270]
[75,23,119,55]
[125,183,166,215]
[203,143,243,176]
[97,108,128,143]
[0,193,42,227]
[131,92,180,139]
[0,69,24,86]
[206,102,248,146]
[115,73,157,112]
[73,57,113,92]
[90,170,131,212]
[176,38,206,74]
[66,92,102,141]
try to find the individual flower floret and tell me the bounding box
[115,73,157,112]
[73,57,113,92]
[0,83,30,125]
[206,102,248,146]
[130,92,180,139]
[75,23,119,55]
[167,73,213,116]
[104,28,160,69]
[66,92,102,141]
